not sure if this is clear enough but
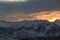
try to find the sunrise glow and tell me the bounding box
[49,17,60,22]
[0,10,60,22]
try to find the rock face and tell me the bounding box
[0,20,60,40]
[54,19,60,26]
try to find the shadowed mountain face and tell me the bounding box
[0,20,60,40]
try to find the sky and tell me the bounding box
[0,0,60,22]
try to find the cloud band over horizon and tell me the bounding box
[0,10,60,22]
[0,0,60,22]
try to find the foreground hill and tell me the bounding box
[0,20,60,40]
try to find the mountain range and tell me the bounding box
[0,19,60,40]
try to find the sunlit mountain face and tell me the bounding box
[0,10,60,22]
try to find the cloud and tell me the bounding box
[0,0,60,16]
[0,10,60,22]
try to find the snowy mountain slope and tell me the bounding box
[0,20,60,40]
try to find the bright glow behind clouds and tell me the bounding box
[0,0,27,2]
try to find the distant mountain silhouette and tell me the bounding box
[0,19,60,40]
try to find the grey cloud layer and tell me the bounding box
[0,0,60,16]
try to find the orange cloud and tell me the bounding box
[0,10,60,22]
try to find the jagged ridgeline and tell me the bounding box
[0,19,60,40]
